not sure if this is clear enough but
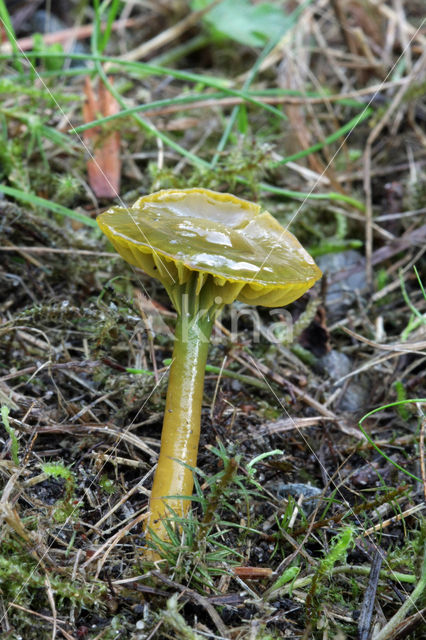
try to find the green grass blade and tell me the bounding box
[0,0,24,72]
[210,25,289,168]
[358,399,426,482]
[269,109,372,167]
[73,91,235,134]
[0,185,98,227]
[252,180,366,211]
[0,51,288,121]
[95,0,122,53]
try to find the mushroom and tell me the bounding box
[97,188,322,545]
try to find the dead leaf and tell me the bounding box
[83,77,121,198]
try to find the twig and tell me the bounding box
[261,416,340,435]
[151,571,228,637]
[380,608,426,640]
[36,423,158,459]
[358,551,383,640]
[81,511,148,575]
[0,17,144,53]
[91,466,155,533]
[239,354,363,440]
[8,604,74,640]
[292,485,409,537]
[44,575,58,640]
[115,0,222,63]
[362,503,425,538]
[366,0,426,48]
[134,289,159,382]
[0,360,102,383]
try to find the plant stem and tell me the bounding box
[162,359,269,390]
[372,542,426,640]
[146,312,214,542]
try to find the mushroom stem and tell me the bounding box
[146,309,215,542]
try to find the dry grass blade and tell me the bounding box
[363,50,426,285]
[116,0,223,63]
[0,17,144,54]
[8,604,75,640]
[37,423,159,459]
[342,327,426,354]
[82,511,148,575]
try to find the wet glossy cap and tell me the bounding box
[97,188,322,307]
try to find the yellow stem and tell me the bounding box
[146,312,213,544]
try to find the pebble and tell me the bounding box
[31,10,90,66]
[317,250,367,321]
[320,349,351,380]
[275,482,322,513]
[319,350,369,414]
[316,251,370,413]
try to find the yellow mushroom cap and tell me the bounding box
[97,188,322,307]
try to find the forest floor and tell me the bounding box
[0,1,425,639]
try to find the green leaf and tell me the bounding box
[192,0,294,47]
[33,33,65,71]
[268,566,300,593]
[237,104,248,133]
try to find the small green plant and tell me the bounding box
[33,33,64,71]
[144,443,283,588]
[0,537,108,636]
[0,547,106,605]
[41,462,81,522]
[192,0,296,47]
[305,526,356,620]
[373,532,426,640]
[0,0,23,72]
[266,565,301,597]
[161,593,205,640]
[376,267,389,291]
[393,380,412,421]
[1,404,19,464]
[400,266,426,341]
[144,446,246,586]
[100,473,116,494]
[53,173,82,206]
